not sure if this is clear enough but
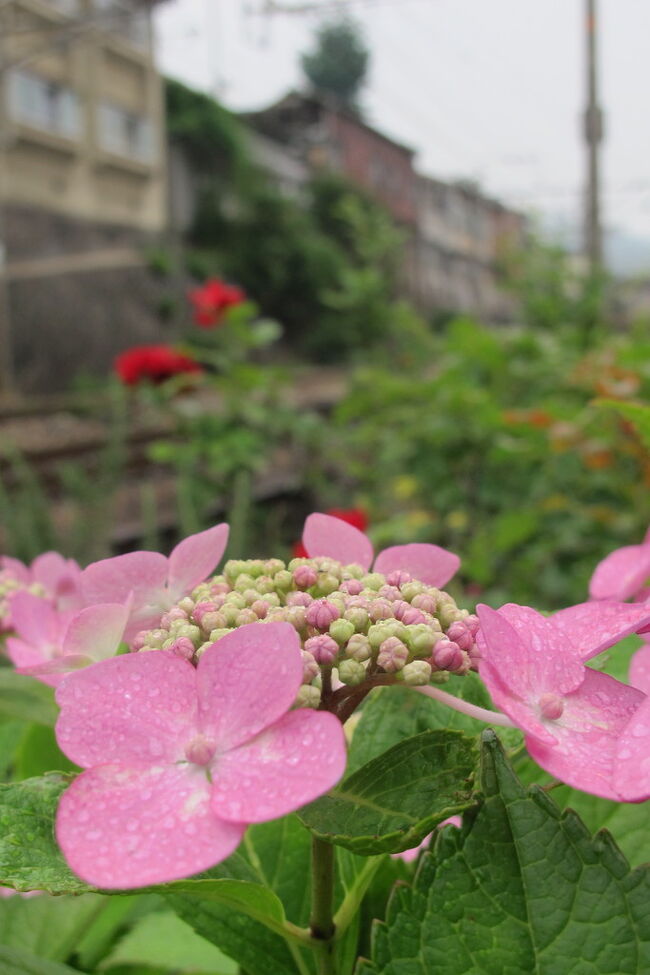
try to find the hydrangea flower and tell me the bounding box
[6,592,130,684]
[81,524,229,643]
[301,512,460,589]
[476,601,650,799]
[589,527,650,601]
[54,622,346,889]
[0,552,83,630]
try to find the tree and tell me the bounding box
[301,19,369,109]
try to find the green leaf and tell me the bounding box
[99,910,238,973]
[299,729,479,855]
[0,891,105,962]
[597,399,650,451]
[14,724,79,780]
[0,775,86,893]
[348,679,521,774]
[361,731,650,974]
[0,720,27,779]
[0,670,57,726]
[0,946,80,975]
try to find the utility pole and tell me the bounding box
[584,0,603,271]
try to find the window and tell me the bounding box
[92,0,149,48]
[7,70,81,139]
[98,102,154,162]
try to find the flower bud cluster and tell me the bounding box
[132,556,479,707]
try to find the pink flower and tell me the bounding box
[391,817,462,863]
[476,601,649,799]
[629,643,650,694]
[0,552,83,630]
[6,592,130,685]
[300,512,460,588]
[81,524,229,643]
[54,622,347,889]
[589,527,650,601]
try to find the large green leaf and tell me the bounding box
[348,678,521,774]
[360,731,650,974]
[0,670,57,726]
[99,910,238,973]
[14,724,79,780]
[0,891,105,962]
[299,729,479,855]
[0,946,80,975]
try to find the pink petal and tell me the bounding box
[62,602,130,662]
[0,556,30,584]
[197,622,303,752]
[211,709,346,823]
[167,524,229,600]
[552,600,650,661]
[614,695,650,800]
[374,543,460,588]
[629,643,650,694]
[477,603,584,703]
[302,513,373,570]
[31,553,83,610]
[589,544,650,601]
[18,655,89,679]
[82,552,168,640]
[479,657,558,746]
[527,669,646,800]
[56,764,244,889]
[9,592,64,648]
[55,651,198,769]
[6,636,50,671]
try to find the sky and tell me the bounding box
[154,0,650,253]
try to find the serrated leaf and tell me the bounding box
[299,729,479,855]
[362,731,650,974]
[348,679,521,774]
[0,671,57,726]
[0,775,85,893]
[99,910,237,973]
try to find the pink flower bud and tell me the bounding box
[286,591,313,608]
[340,579,363,595]
[412,593,437,614]
[369,598,393,622]
[209,582,230,595]
[386,570,413,587]
[392,600,412,620]
[401,607,427,625]
[305,599,340,630]
[130,630,149,651]
[377,636,409,672]
[464,614,480,636]
[346,595,371,610]
[447,621,473,652]
[192,602,219,626]
[539,692,564,721]
[304,634,339,664]
[251,599,270,619]
[301,649,320,683]
[378,585,401,602]
[184,734,217,766]
[293,565,318,589]
[432,639,464,672]
[167,637,196,660]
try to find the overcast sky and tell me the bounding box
[155,0,650,245]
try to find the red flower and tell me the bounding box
[115,345,202,386]
[293,508,369,559]
[189,279,246,328]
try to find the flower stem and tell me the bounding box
[415,684,515,726]
[310,836,337,974]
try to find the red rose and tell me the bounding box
[188,279,246,328]
[115,345,202,386]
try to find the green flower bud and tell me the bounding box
[208,627,235,643]
[224,559,248,581]
[344,607,369,632]
[368,623,390,651]
[313,573,340,597]
[146,628,169,649]
[398,660,432,686]
[361,573,386,591]
[255,576,276,595]
[273,569,294,592]
[224,592,247,610]
[234,574,256,593]
[177,597,196,614]
[221,605,241,627]
[345,633,372,661]
[338,659,367,686]
[342,563,365,580]
[173,623,201,646]
[264,558,286,576]
[236,609,259,626]
[247,560,266,578]
[400,581,427,602]
[294,685,321,709]
[405,624,440,657]
[329,618,356,645]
